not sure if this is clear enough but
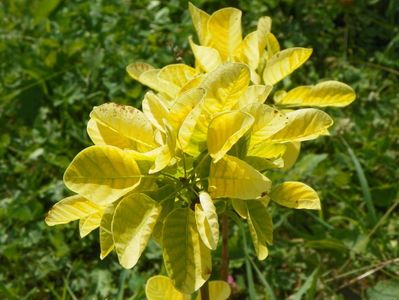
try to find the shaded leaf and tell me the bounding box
[112,193,160,269]
[163,208,212,293]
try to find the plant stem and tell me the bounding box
[200,281,209,300]
[220,212,229,281]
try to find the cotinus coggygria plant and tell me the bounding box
[45,3,356,299]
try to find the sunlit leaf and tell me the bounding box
[178,75,205,96]
[178,101,208,156]
[112,194,160,269]
[275,81,356,107]
[208,8,242,60]
[126,62,154,80]
[135,68,176,99]
[247,141,286,159]
[269,108,333,143]
[179,63,251,156]
[209,155,271,199]
[142,92,170,133]
[266,33,280,56]
[90,103,156,148]
[208,110,254,162]
[64,145,142,205]
[263,48,313,85]
[200,63,250,112]
[45,195,102,226]
[158,64,197,95]
[163,208,212,293]
[146,275,190,300]
[99,203,116,259]
[244,103,288,146]
[236,85,272,108]
[79,210,103,238]
[195,192,219,250]
[87,119,136,149]
[188,2,210,45]
[271,181,321,209]
[240,31,260,70]
[150,122,176,174]
[170,88,206,131]
[196,280,231,300]
[256,16,272,53]
[281,142,301,170]
[189,37,222,73]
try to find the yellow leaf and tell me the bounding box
[137,68,176,99]
[179,63,251,156]
[152,196,175,245]
[170,88,206,131]
[266,33,280,57]
[126,62,154,80]
[208,8,242,60]
[99,203,116,259]
[188,2,210,45]
[64,145,142,205]
[269,108,333,143]
[236,85,272,108]
[209,155,271,199]
[150,123,176,174]
[263,47,313,85]
[200,63,250,112]
[256,16,272,53]
[281,142,301,170]
[195,192,219,250]
[245,156,284,171]
[146,275,190,300]
[142,92,170,133]
[45,195,102,226]
[271,181,321,209]
[247,217,268,260]
[158,64,197,95]
[178,75,205,96]
[207,110,254,162]
[112,193,160,269]
[275,81,356,107]
[244,103,288,146]
[87,118,136,149]
[232,198,248,219]
[196,280,231,300]
[247,200,273,260]
[79,210,103,238]
[240,31,260,70]
[245,141,287,170]
[162,208,212,293]
[247,141,286,159]
[189,37,222,73]
[90,103,156,149]
[178,100,208,156]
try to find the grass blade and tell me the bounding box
[291,267,320,300]
[341,137,377,224]
[241,224,258,300]
[249,257,276,300]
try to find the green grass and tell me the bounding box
[1,0,398,299]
